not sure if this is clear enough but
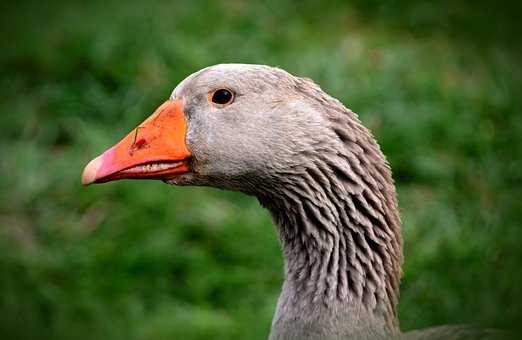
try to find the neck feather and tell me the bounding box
[257,99,402,338]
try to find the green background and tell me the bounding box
[1,1,521,339]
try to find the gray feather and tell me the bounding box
[163,64,507,340]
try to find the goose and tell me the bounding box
[81,64,503,340]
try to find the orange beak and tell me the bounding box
[81,99,191,186]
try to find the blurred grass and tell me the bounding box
[1,0,521,339]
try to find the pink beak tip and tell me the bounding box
[82,155,103,186]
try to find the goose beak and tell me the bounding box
[81,99,191,186]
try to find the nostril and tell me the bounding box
[134,138,147,149]
[129,138,148,156]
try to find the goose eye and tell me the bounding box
[211,89,234,105]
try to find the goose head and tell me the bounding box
[82,63,402,339]
[83,64,339,193]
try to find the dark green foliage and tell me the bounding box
[0,1,521,339]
